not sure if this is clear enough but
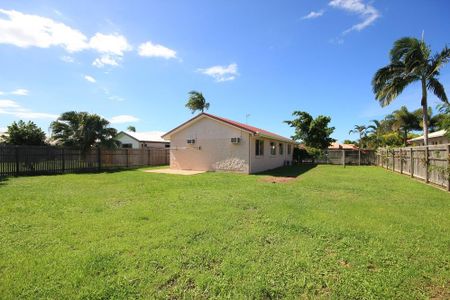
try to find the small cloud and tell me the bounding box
[138,41,177,59]
[110,115,139,124]
[0,91,4,95]
[197,63,238,82]
[84,75,96,83]
[92,54,120,68]
[302,10,324,20]
[0,99,57,119]
[89,33,132,56]
[11,88,29,96]
[108,95,125,102]
[329,0,380,34]
[60,55,75,63]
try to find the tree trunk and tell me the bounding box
[421,78,429,146]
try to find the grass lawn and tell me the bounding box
[0,165,449,299]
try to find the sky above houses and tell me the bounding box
[0,0,449,142]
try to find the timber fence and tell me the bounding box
[299,149,376,166]
[375,144,450,191]
[0,145,169,177]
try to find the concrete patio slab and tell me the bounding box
[144,168,206,175]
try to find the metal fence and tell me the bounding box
[0,145,169,177]
[376,144,450,191]
[299,149,376,166]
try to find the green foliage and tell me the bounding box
[372,36,449,145]
[185,90,210,114]
[50,111,119,152]
[127,126,136,132]
[2,120,46,145]
[0,166,449,298]
[342,139,357,145]
[285,111,335,149]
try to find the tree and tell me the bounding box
[127,126,136,132]
[342,139,357,145]
[2,120,46,145]
[372,36,449,145]
[349,125,368,147]
[389,106,421,146]
[185,91,210,114]
[285,111,335,149]
[50,111,118,152]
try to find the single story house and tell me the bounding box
[161,113,295,173]
[328,142,359,150]
[115,131,170,149]
[408,129,449,146]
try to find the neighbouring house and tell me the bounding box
[161,113,295,173]
[408,129,449,146]
[115,131,170,149]
[328,142,359,150]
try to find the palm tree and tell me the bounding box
[127,126,136,132]
[367,119,383,148]
[185,91,210,114]
[390,106,421,146]
[349,125,368,147]
[50,111,119,152]
[372,36,449,145]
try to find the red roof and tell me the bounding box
[162,112,293,143]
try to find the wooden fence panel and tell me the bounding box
[376,144,449,191]
[0,145,170,177]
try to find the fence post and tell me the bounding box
[147,149,150,165]
[15,146,19,176]
[97,148,101,171]
[392,149,395,171]
[447,144,450,192]
[126,149,129,168]
[410,148,414,177]
[425,146,429,183]
[358,149,361,166]
[62,148,65,173]
[400,149,403,174]
[342,150,345,167]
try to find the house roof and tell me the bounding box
[328,142,359,150]
[162,112,294,143]
[408,129,447,142]
[117,131,167,143]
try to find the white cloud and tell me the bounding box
[11,88,28,96]
[108,95,124,102]
[0,91,4,95]
[198,63,239,82]
[92,54,120,68]
[0,99,58,119]
[60,55,74,63]
[138,41,177,59]
[302,10,324,20]
[110,115,139,124]
[89,33,131,56]
[329,0,380,34]
[84,75,96,83]
[0,9,89,52]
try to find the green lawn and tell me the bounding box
[0,165,449,299]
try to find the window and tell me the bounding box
[279,143,283,155]
[122,143,132,148]
[288,144,292,155]
[165,144,170,148]
[255,139,264,156]
[270,142,276,155]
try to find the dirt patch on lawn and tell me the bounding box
[260,176,296,183]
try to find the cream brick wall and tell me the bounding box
[169,117,250,173]
[249,136,293,173]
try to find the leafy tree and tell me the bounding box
[50,111,118,152]
[185,91,210,114]
[437,103,450,137]
[342,139,357,145]
[285,111,335,149]
[127,126,136,132]
[2,120,46,145]
[349,125,368,147]
[372,36,449,145]
[389,106,421,145]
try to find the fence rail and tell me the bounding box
[376,144,450,191]
[299,149,376,166]
[0,145,169,177]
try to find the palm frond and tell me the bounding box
[390,37,420,62]
[427,77,448,103]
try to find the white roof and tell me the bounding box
[119,131,167,142]
[408,129,447,142]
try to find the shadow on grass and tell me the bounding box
[257,164,317,178]
[0,176,8,186]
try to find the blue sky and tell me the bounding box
[0,0,449,142]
